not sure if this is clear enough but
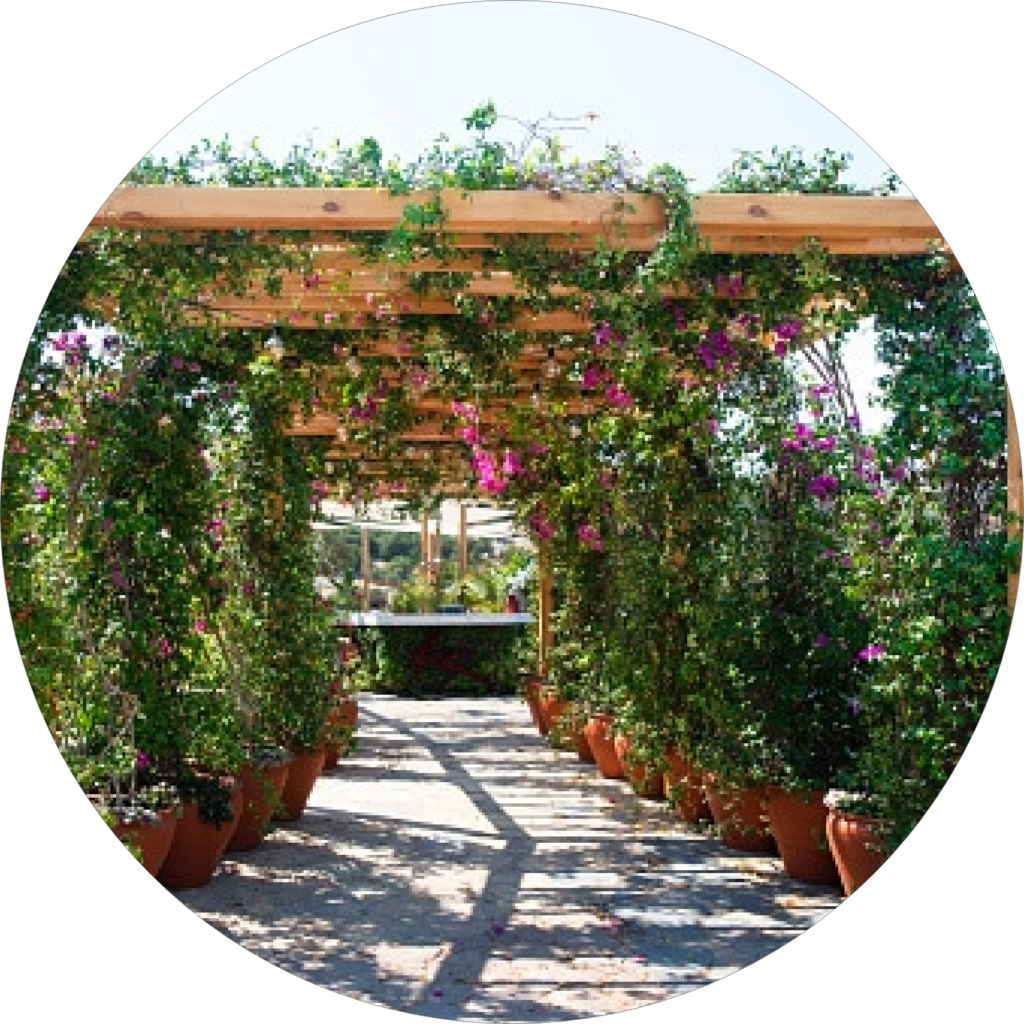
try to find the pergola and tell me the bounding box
[85,186,1023,658]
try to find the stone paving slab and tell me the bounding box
[176,696,840,1021]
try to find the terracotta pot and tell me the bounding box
[275,749,326,821]
[663,750,712,823]
[113,806,178,877]
[524,678,548,736]
[614,735,664,799]
[766,788,841,886]
[573,722,596,763]
[226,760,291,852]
[825,809,890,896]
[583,715,625,779]
[540,694,574,749]
[703,775,776,853]
[159,782,243,889]
[323,696,359,771]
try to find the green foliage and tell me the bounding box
[352,624,526,697]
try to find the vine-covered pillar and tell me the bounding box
[420,512,430,582]
[457,502,468,578]
[538,541,553,677]
[360,527,371,611]
[1010,387,1022,614]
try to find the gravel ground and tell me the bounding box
[175,695,840,1021]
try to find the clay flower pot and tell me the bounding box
[614,735,664,799]
[573,722,596,763]
[323,696,359,770]
[113,807,178,877]
[703,775,776,853]
[226,760,291,853]
[825,809,890,896]
[524,677,547,736]
[583,714,625,779]
[159,781,243,889]
[663,749,712,823]
[540,693,574,750]
[766,788,841,886]
[276,749,326,821]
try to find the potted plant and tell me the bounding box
[226,745,293,852]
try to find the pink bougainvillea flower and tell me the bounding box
[857,643,884,661]
[578,522,603,551]
[814,633,830,648]
[136,751,152,771]
[194,619,207,634]
[600,471,614,489]
[773,318,803,340]
[172,356,184,370]
[881,536,893,548]
[816,435,836,452]
[502,450,523,476]
[527,440,548,456]
[462,425,479,445]
[157,638,173,659]
[593,321,612,348]
[605,383,633,409]
[774,340,787,357]
[582,364,605,390]
[64,433,78,446]
[33,484,49,502]
[706,419,719,435]
[891,462,908,483]
[189,362,201,374]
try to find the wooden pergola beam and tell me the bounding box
[88,187,944,252]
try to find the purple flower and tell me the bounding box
[881,536,893,548]
[33,484,49,502]
[582,365,605,390]
[502,450,523,476]
[194,618,206,634]
[816,435,836,452]
[136,751,152,771]
[64,433,78,446]
[774,340,787,357]
[846,696,862,715]
[101,518,114,533]
[172,356,184,370]
[578,522,603,551]
[858,643,884,661]
[189,362,201,374]
[814,633,829,648]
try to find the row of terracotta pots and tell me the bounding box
[523,684,887,896]
[112,696,360,888]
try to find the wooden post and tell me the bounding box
[420,512,430,582]
[360,527,371,611]
[1009,387,1022,615]
[458,503,468,578]
[538,543,553,678]
[432,515,442,584]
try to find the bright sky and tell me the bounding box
[145,2,893,434]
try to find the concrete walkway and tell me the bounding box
[178,696,840,1021]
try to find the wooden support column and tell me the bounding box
[457,503,468,578]
[360,527,371,611]
[420,512,430,582]
[538,543,553,678]
[1009,387,1022,615]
